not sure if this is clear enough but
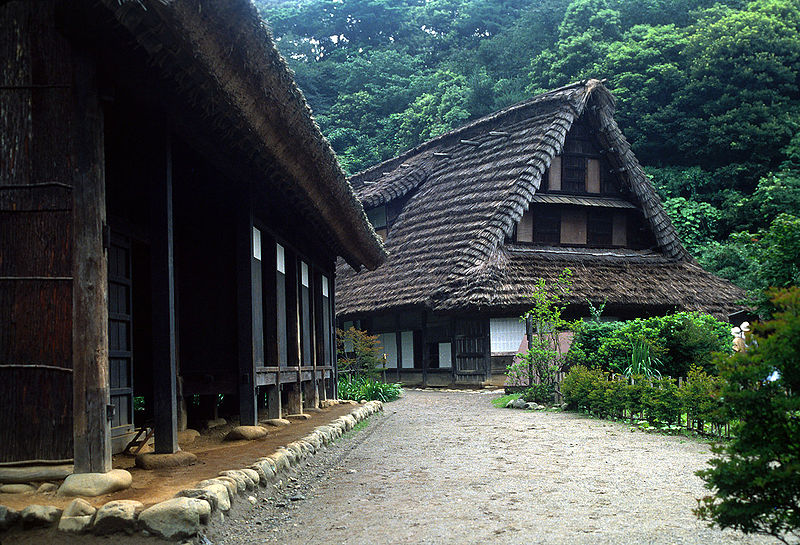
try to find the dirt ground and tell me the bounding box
[0,403,357,512]
[3,390,779,544]
[207,389,774,545]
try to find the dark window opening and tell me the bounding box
[533,208,561,244]
[587,211,613,246]
[562,156,585,193]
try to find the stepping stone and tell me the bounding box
[225,425,268,441]
[136,451,198,470]
[58,469,132,497]
[285,414,311,421]
[261,418,291,427]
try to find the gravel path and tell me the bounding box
[207,389,774,545]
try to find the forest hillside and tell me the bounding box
[254,0,800,305]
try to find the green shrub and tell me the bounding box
[520,383,554,404]
[625,377,648,420]
[679,365,725,427]
[567,312,731,377]
[696,288,800,541]
[337,376,402,402]
[561,365,604,411]
[603,378,629,419]
[642,377,681,426]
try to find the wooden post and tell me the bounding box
[484,317,492,382]
[237,196,258,426]
[303,379,318,410]
[286,383,302,415]
[329,275,338,400]
[421,312,429,387]
[396,330,402,382]
[71,48,112,473]
[151,131,178,455]
[266,384,281,419]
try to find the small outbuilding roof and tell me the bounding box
[338,80,743,318]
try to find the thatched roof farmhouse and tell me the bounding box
[1,0,383,479]
[337,79,743,386]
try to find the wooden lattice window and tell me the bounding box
[562,156,586,193]
[533,208,561,244]
[587,211,613,246]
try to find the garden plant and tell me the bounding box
[695,288,800,543]
[336,327,402,402]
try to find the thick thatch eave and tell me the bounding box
[337,80,739,319]
[88,0,385,271]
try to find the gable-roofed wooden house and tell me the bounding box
[336,79,742,387]
[0,0,384,476]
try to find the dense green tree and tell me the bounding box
[256,0,800,277]
[696,287,800,543]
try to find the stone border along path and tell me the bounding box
[0,401,383,541]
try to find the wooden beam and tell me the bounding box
[484,317,492,382]
[151,130,178,455]
[421,312,429,388]
[71,47,112,474]
[237,193,257,426]
[329,274,338,400]
[266,384,281,419]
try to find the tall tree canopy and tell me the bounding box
[256,0,800,300]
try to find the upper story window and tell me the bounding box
[544,120,622,196]
[547,156,608,194]
[515,205,631,248]
[366,206,387,241]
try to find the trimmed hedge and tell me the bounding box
[562,365,726,433]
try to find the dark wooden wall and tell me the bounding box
[0,2,76,462]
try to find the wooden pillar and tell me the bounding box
[450,317,457,383]
[286,383,302,415]
[329,275,338,400]
[318,378,327,402]
[421,312,429,388]
[237,197,258,426]
[151,131,178,455]
[396,330,402,381]
[266,384,281,419]
[71,48,112,473]
[303,378,319,410]
[484,317,492,382]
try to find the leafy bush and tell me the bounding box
[678,365,724,427]
[642,377,680,426]
[507,268,576,391]
[520,383,554,404]
[567,312,731,377]
[337,327,384,379]
[696,288,800,542]
[561,365,604,411]
[337,375,402,403]
[560,364,731,431]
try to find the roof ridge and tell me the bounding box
[349,79,603,189]
[427,80,688,309]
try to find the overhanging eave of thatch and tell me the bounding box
[337,80,727,318]
[93,0,386,271]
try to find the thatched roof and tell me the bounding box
[337,80,744,318]
[88,0,385,271]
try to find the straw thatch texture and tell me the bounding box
[92,0,384,270]
[337,80,743,318]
